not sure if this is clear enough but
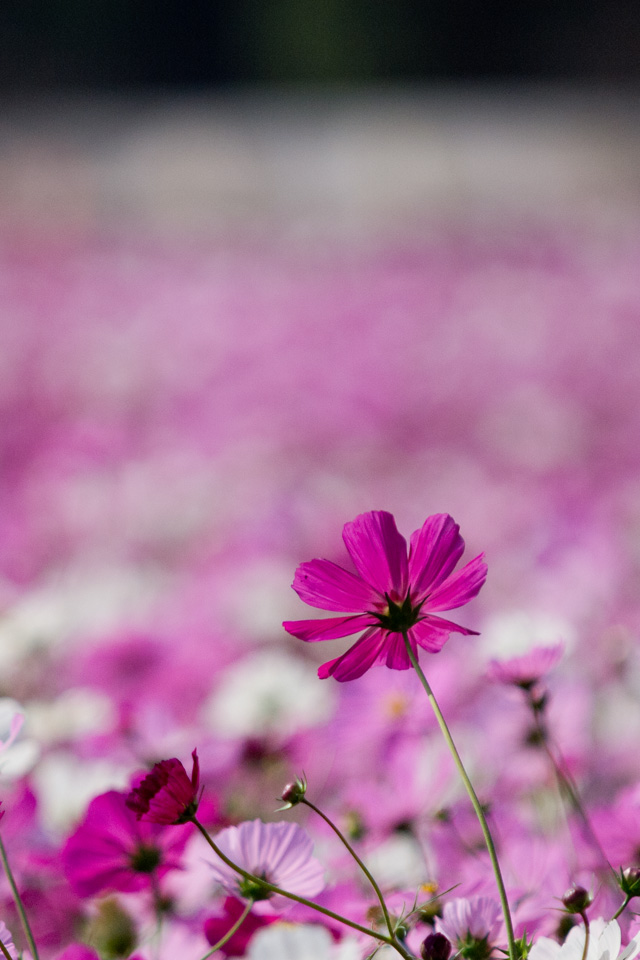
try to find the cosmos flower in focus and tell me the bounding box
[208,819,324,911]
[126,749,200,824]
[284,511,486,681]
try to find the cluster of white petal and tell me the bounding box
[530,920,640,960]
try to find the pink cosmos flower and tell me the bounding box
[0,922,17,960]
[283,511,487,682]
[126,749,200,824]
[55,948,100,960]
[435,896,502,949]
[208,819,325,911]
[204,897,279,957]
[62,789,191,897]
[487,643,564,688]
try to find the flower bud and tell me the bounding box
[562,886,592,914]
[84,898,137,959]
[421,933,452,960]
[620,867,640,898]
[278,775,307,809]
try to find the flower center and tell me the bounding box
[129,843,162,874]
[370,593,424,633]
[238,871,273,901]
[457,933,494,960]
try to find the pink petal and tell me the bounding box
[291,558,379,612]
[342,511,408,598]
[423,553,487,613]
[382,631,413,670]
[411,615,479,653]
[283,614,373,642]
[408,514,465,599]
[318,628,388,682]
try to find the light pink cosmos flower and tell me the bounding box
[208,819,325,911]
[0,922,17,960]
[283,511,487,682]
[487,643,564,688]
[435,896,502,948]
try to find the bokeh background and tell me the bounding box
[1,0,640,846]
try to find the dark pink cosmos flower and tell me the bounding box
[62,790,190,897]
[204,897,279,957]
[55,948,100,960]
[126,749,200,824]
[283,511,487,682]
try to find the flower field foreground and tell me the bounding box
[0,229,640,957]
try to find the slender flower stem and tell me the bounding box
[580,913,590,960]
[0,833,39,960]
[527,700,616,883]
[191,817,416,960]
[611,894,631,922]
[0,939,12,960]
[402,632,516,960]
[301,797,396,941]
[198,899,253,960]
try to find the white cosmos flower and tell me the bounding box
[529,919,640,960]
[247,923,361,960]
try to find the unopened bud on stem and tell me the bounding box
[562,886,592,914]
[278,774,307,809]
[421,932,452,960]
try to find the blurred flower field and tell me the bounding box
[1,202,640,957]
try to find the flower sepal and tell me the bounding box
[277,774,307,810]
[619,867,640,899]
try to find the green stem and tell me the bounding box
[0,832,39,960]
[198,899,253,960]
[611,894,631,922]
[302,797,396,941]
[580,913,590,960]
[0,938,13,960]
[529,704,616,883]
[191,818,416,960]
[402,633,516,960]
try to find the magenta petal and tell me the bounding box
[412,615,479,653]
[342,511,408,598]
[291,558,379,611]
[382,631,413,670]
[318,628,387,682]
[283,613,373,642]
[408,514,465,598]
[424,553,488,612]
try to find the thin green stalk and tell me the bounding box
[529,704,615,883]
[191,818,416,960]
[402,632,516,960]
[580,913,590,960]
[0,938,13,960]
[198,899,253,960]
[302,797,396,941]
[0,832,39,960]
[611,894,631,922]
